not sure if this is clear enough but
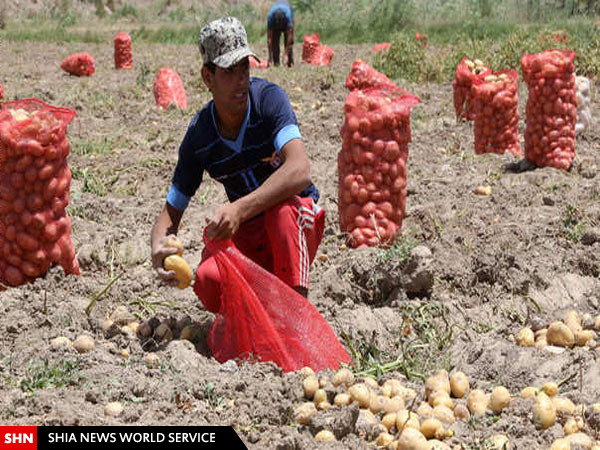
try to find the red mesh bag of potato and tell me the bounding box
[471,70,521,156]
[315,44,334,66]
[453,57,492,120]
[346,59,398,91]
[373,43,391,54]
[153,67,188,110]
[60,52,95,77]
[250,57,269,69]
[0,98,79,289]
[302,33,320,63]
[0,83,4,101]
[338,87,420,248]
[114,32,133,70]
[522,49,577,170]
[202,234,351,372]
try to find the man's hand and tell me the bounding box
[205,202,243,240]
[151,234,180,287]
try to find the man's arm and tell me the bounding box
[151,202,184,285]
[205,138,311,240]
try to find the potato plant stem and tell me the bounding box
[84,271,124,316]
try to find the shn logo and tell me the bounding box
[4,434,33,444]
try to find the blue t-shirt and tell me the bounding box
[268,1,293,30]
[167,77,319,211]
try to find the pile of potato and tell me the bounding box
[575,75,592,136]
[293,368,513,449]
[453,57,491,121]
[521,49,577,171]
[471,70,521,157]
[0,100,79,287]
[515,310,598,350]
[520,382,600,449]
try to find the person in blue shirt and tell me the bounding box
[267,0,294,67]
[151,17,324,312]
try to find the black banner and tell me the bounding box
[35,427,247,450]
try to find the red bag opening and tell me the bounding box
[202,234,351,372]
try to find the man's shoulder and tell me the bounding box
[250,77,287,103]
[182,102,216,149]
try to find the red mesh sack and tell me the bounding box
[0,83,4,101]
[202,235,351,372]
[346,59,399,91]
[153,67,188,110]
[522,50,577,170]
[0,99,79,288]
[471,70,521,156]
[315,44,334,66]
[302,33,320,63]
[60,53,95,77]
[338,87,420,248]
[114,32,133,70]
[373,43,391,54]
[250,57,269,69]
[453,57,492,120]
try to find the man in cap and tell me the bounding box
[151,17,324,313]
[267,0,294,67]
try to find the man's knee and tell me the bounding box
[193,256,221,313]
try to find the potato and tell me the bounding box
[565,432,592,448]
[73,335,95,353]
[164,235,184,256]
[164,255,193,289]
[313,388,327,405]
[432,405,455,424]
[294,402,317,425]
[550,439,570,450]
[317,401,331,411]
[314,430,335,442]
[369,394,389,414]
[143,352,160,369]
[376,432,395,447]
[384,396,405,414]
[546,322,575,347]
[516,327,535,346]
[363,376,379,390]
[473,185,492,196]
[303,376,319,399]
[425,370,451,398]
[533,392,556,429]
[333,367,354,387]
[430,391,453,409]
[520,386,538,399]
[383,379,404,398]
[396,410,421,431]
[50,336,72,349]
[576,330,595,347]
[420,417,443,439]
[299,366,315,377]
[428,440,452,450]
[553,397,576,415]
[382,412,397,431]
[334,393,351,406]
[564,310,582,334]
[348,383,370,408]
[449,371,469,398]
[489,386,511,414]
[564,417,583,435]
[454,403,470,421]
[396,427,428,450]
[541,382,559,397]
[467,389,488,416]
[318,376,330,388]
[417,401,434,418]
[104,402,124,417]
[491,434,509,450]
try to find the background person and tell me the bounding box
[267,0,294,67]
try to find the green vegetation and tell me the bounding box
[20,358,84,392]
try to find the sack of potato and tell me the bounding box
[522,49,577,171]
[61,52,95,77]
[575,75,592,136]
[114,32,133,70]
[153,67,188,110]
[471,70,521,157]
[345,59,398,92]
[0,98,79,288]
[453,57,492,121]
[338,86,419,248]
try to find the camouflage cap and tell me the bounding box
[198,17,258,69]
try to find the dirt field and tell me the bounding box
[1,31,599,450]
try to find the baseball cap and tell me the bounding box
[198,16,258,69]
